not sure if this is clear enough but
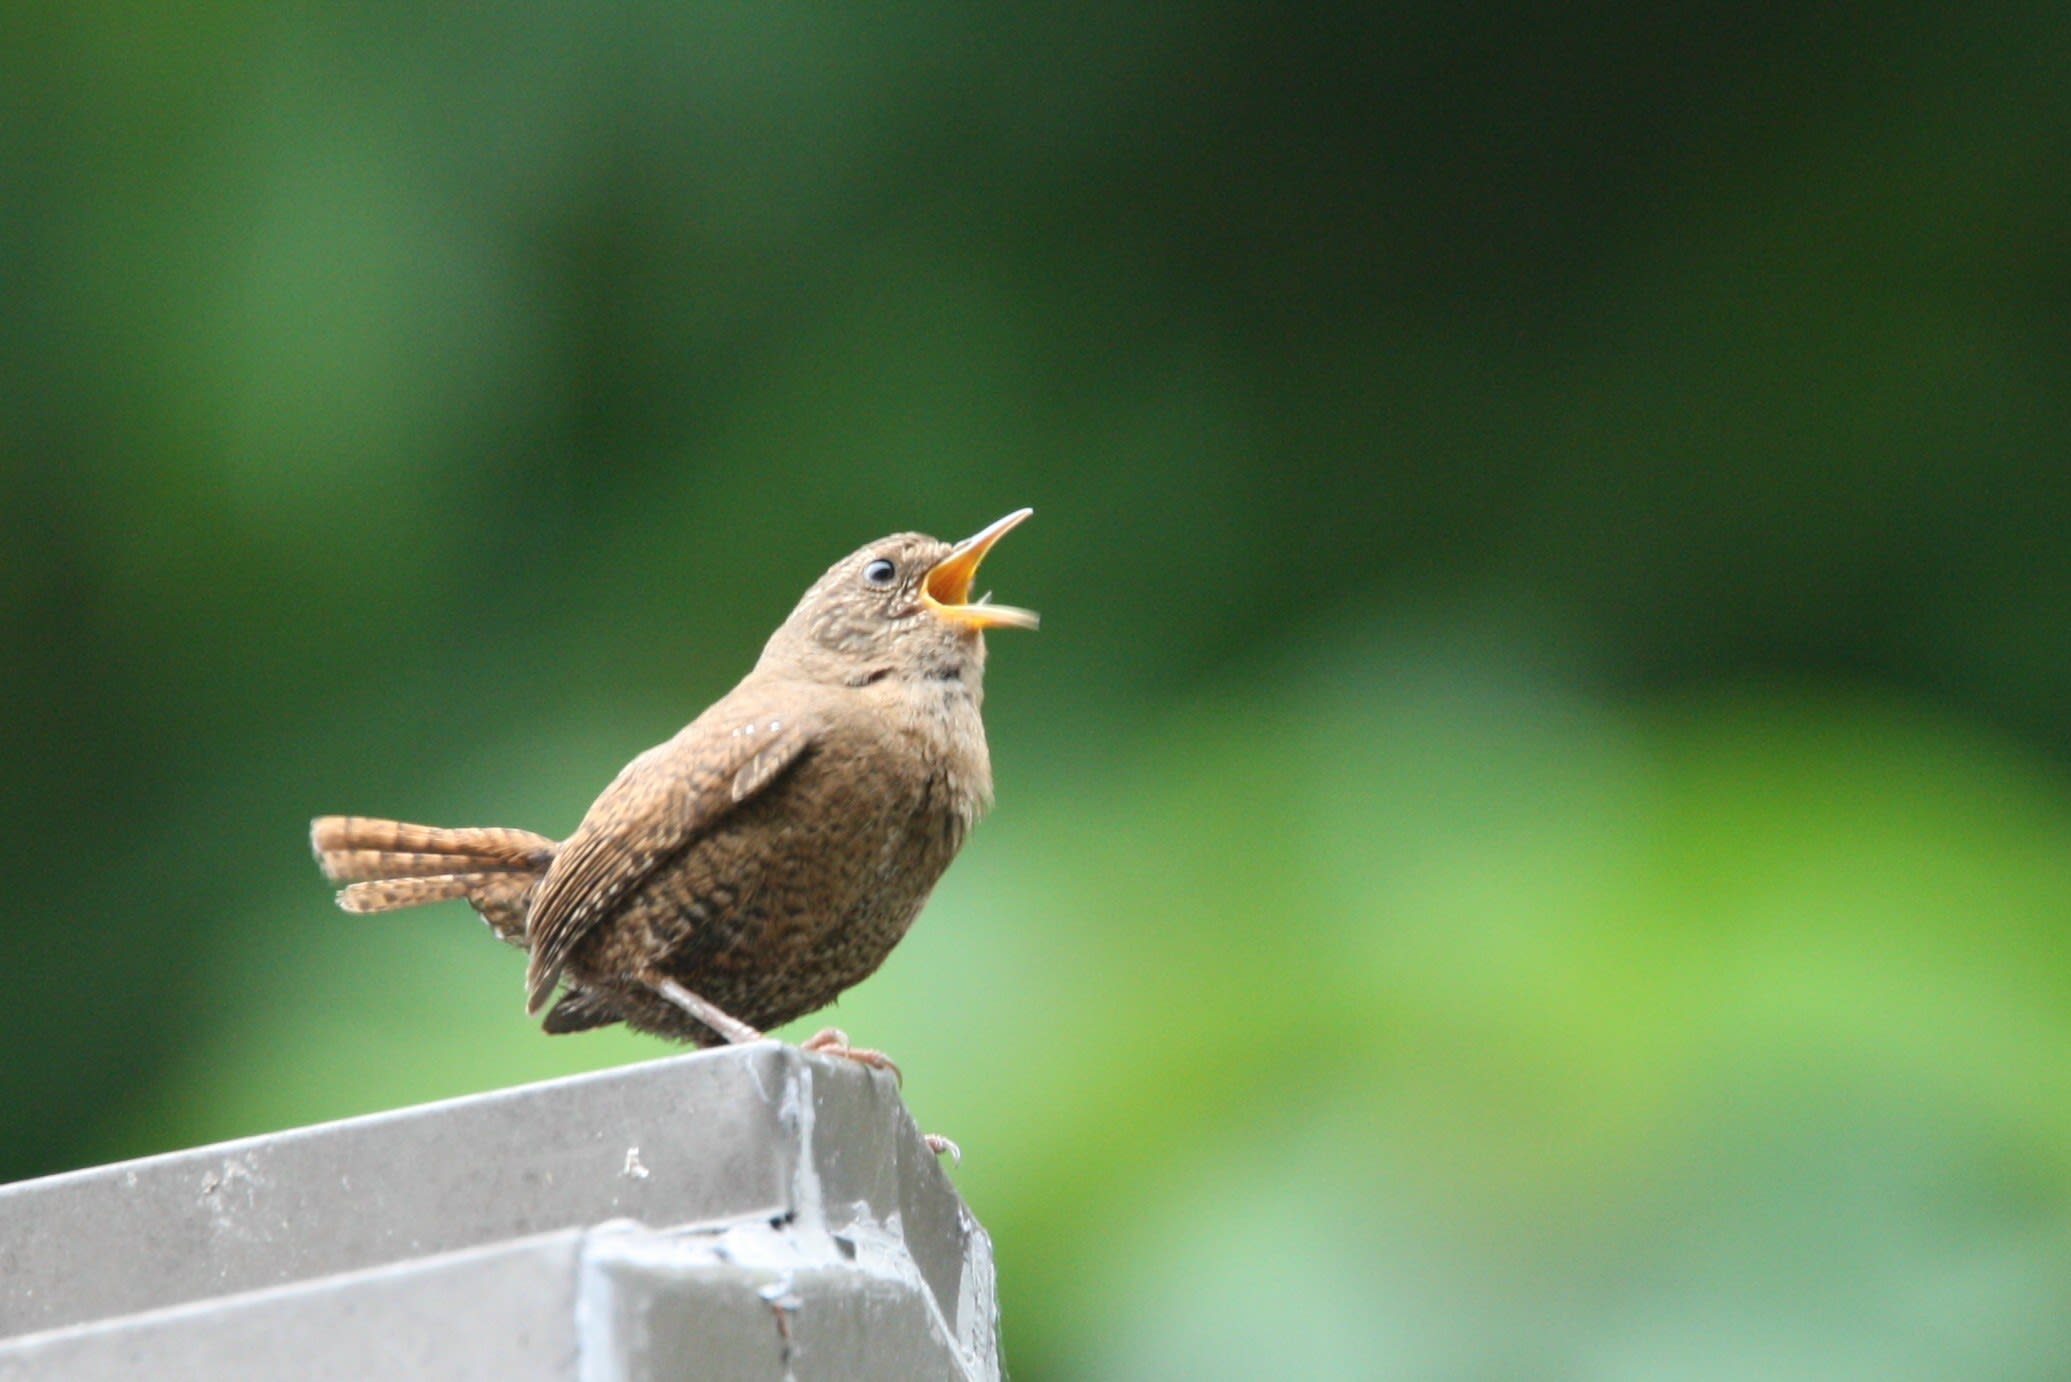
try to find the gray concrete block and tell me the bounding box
[0,1044,998,1380]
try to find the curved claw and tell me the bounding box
[923,1132,962,1164]
[799,1027,903,1086]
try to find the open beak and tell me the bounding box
[922,508,1040,632]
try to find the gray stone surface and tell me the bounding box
[0,1044,998,1380]
[0,1231,587,1381]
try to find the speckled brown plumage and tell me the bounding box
[312,511,1036,1055]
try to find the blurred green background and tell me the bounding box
[6,2,2071,1376]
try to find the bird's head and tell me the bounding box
[765,509,1039,686]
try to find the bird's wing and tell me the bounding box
[523,708,820,1013]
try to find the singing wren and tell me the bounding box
[313,509,1036,1082]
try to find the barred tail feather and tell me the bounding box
[336,875,477,913]
[312,816,551,946]
[310,816,554,882]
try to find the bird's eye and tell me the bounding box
[863,558,897,587]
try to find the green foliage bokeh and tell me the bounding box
[6,3,2070,1376]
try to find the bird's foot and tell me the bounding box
[796,1029,955,1158]
[799,1027,903,1085]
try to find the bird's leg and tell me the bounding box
[643,980,955,1157]
[800,1027,903,1084]
[643,974,766,1046]
[640,982,917,1093]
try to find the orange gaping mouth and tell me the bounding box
[921,508,1040,631]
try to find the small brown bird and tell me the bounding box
[312,509,1036,1083]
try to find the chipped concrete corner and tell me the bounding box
[0,1046,1001,1381]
